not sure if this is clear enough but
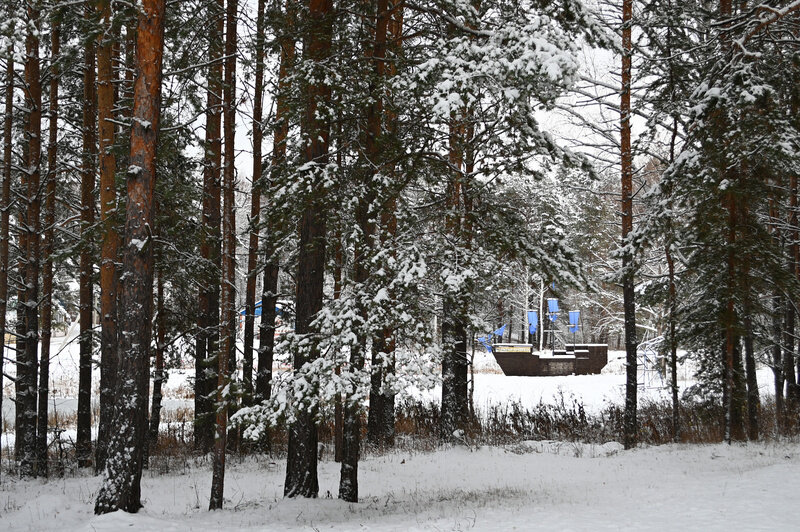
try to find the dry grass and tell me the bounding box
[3,393,798,479]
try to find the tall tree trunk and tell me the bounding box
[743,316,760,440]
[0,29,13,482]
[14,160,27,467]
[37,13,61,478]
[621,0,638,450]
[773,292,785,430]
[209,0,237,510]
[147,271,167,460]
[78,1,98,468]
[18,0,43,478]
[665,240,679,442]
[94,0,165,513]
[441,99,469,441]
[364,0,390,451]
[333,237,343,462]
[96,0,120,472]
[341,0,389,503]
[285,0,333,500]
[243,0,267,407]
[786,174,799,404]
[783,302,797,406]
[723,194,745,442]
[195,0,224,453]
[731,330,746,438]
[258,0,294,407]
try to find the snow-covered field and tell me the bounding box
[1,334,779,448]
[2,440,799,530]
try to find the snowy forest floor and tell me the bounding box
[1,332,795,530]
[2,440,799,531]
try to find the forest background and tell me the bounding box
[1,0,800,516]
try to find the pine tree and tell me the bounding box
[284,0,333,500]
[37,5,62,477]
[96,0,121,472]
[0,5,19,480]
[95,0,166,513]
[195,0,224,454]
[620,0,638,450]
[77,0,97,468]
[209,0,238,510]
[16,0,42,478]
[257,0,295,407]
[242,0,267,407]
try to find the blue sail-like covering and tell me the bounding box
[527,311,538,334]
[569,310,580,333]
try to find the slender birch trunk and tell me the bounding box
[147,271,167,458]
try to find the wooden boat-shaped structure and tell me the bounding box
[492,343,608,377]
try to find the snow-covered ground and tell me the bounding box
[0,331,794,530]
[2,440,799,530]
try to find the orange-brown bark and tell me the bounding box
[96,0,120,472]
[94,0,166,514]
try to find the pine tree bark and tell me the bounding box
[621,0,638,450]
[96,0,120,473]
[209,0,237,510]
[78,1,97,468]
[440,111,469,441]
[365,0,403,450]
[341,0,390,503]
[0,30,13,480]
[37,13,61,477]
[374,4,402,447]
[195,0,224,453]
[285,0,333,500]
[18,0,43,478]
[743,314,760,440]
[94,0,165,513]
[258,0,295,406]
[243,0,267,407]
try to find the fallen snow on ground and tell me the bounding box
[1,441,798,531]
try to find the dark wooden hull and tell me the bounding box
[491,344,608,377]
